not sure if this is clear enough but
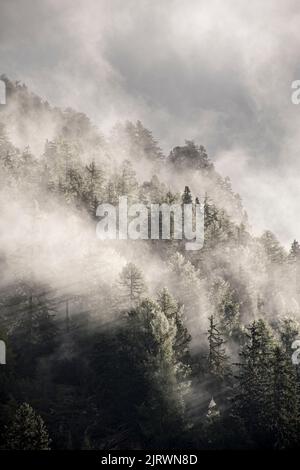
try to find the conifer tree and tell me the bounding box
[157,288,191,365]
[182,186,193,204]
[119,263,147,307]
[279,317,299,355]
[203,195,223,246]
[135,120,164,162]
[233,320,275,447]
[117,160,138,201]
[210,278,240,337]
[288,240,300,297]
[106,179,118,205]
[260,231,286,264]
[5,403,51,450]
[169,141,212,171]
[125,298,189,446]
[84,160,105,214]
[288,239,300,263]
[271,346,300,449]
[207,315,228,378]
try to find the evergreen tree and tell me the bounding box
[84,160,104,215]
[207,315,228,378]
[279,317,299,355]
[5,403,51,450]
[140,175,167,205]
[168,252,204,322]
[260,231,286,264]
[288,239,300,263]
[233,320,275,447]
[210,278,240,337]
[288,240,300,297]
[117,160,138,201]
[201,397,224,448]
[125,298,189,446]
[106,179,118,205]
[135,120,164,162]
[271,346,300,449]
[206,397,220,419]
[169,141,213,171]
[119,263,147,307]
[182,186,193,204]
[203,195,225,246]
[157,288,191,366]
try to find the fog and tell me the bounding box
[1,1,300,343]
[1,0,300,245]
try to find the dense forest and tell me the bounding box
[0,76,300,450]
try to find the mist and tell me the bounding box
[1,1,300,451]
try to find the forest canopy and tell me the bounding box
[0,78,300,450]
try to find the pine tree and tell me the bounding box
[182,186,193,204]
[5,403,51,450]
[203,195,224,246]
[117,160,138,201]
[125,298,189,446]
[207,315,228,378]
[210,278,240,337]
[200,396,225,449]
[169,141,213,171]
[106,179,118,205]
[279,317,299,355]
[157,288,191,365]
[288,240,300,264]
[84,160,105,214]
[260,231,286,264]
[0,123,17,166]
[233,320,275,447]
[140,175,167,205]
[271,346,300,449]
[168,252,204,321]
[288,240,300,298]
[206,397,220,419]
[135,120,164,162]
[197,144,212,170]
[119,263,147,307]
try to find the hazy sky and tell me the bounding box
[1,0,300,245]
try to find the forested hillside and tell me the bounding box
[0,77,300,449]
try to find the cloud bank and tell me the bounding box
[1,0,300,244]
